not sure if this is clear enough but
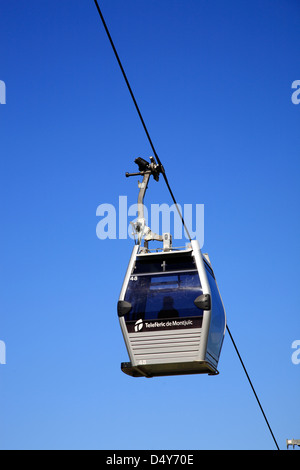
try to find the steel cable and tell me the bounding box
[92,0,280,450]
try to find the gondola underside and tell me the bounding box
[120,326,219,378]
[121,360,218,378]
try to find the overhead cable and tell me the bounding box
[92,0,280,450]
[93,0,192,242]
[226,324,280,450]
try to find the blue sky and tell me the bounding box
[0,0,299,450]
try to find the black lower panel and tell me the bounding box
[121,361,218,378]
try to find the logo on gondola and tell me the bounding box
[134,319,144,332]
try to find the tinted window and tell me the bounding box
[133,253,197,275]
[205,266,225,360]
[124,271,203,322]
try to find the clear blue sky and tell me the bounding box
[0,0,299,450]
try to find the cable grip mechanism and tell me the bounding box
[126,156,171,251]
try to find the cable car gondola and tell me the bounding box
[118,157,226,378]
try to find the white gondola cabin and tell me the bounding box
[118,240,226,377]
[117,157,226,378]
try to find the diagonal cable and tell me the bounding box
[226,324,280,450]
[93,0,192,241]
[92,2,280,450]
